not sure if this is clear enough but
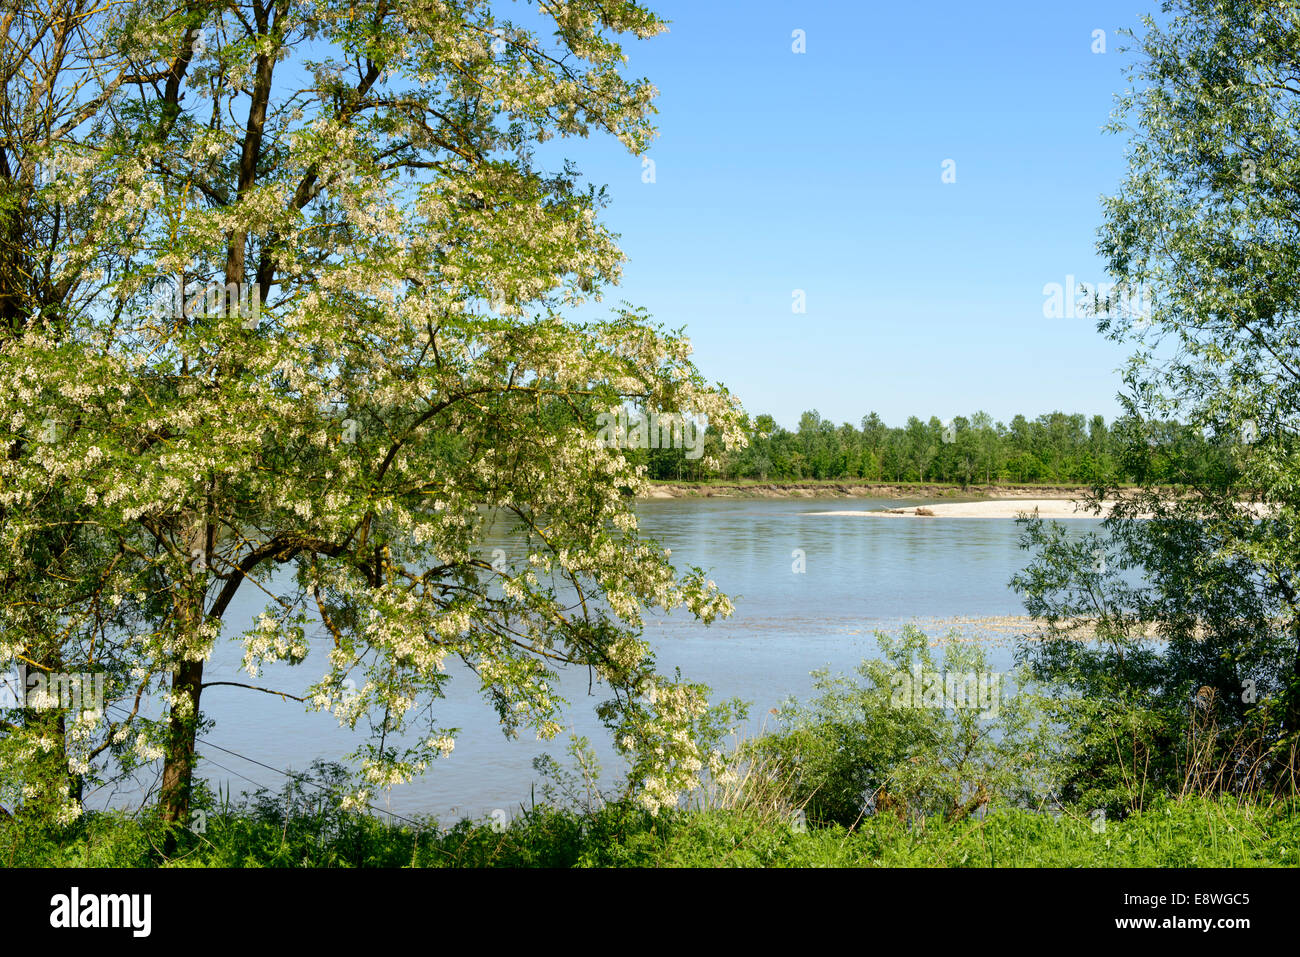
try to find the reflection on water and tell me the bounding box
[91,498,1104,821]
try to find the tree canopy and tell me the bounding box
[0,0,745,837]
[1013,0,1300,808]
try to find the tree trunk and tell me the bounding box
[159,515,212,855]
[156,27,276,848]
[160,656,204,854]
[1287,619,1300,739]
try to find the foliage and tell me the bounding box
[1013,514,1295,814]
[4,791,1295,868]
[747,626,1053,827]
[0,0,746,834]
[1093,0,1300,734]
[643,408,1237,486]
[1011,0,1300,817]
[3,699,1294,869]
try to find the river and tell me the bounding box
[87,497,1104,822]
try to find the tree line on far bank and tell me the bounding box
[638,409,1238,487]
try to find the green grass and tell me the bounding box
[3,796,1295,868]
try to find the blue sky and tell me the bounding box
[543,0,1158,430]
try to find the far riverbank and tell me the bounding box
[639,480,1112,500]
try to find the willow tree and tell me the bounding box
[1014,0,1300,805]
[0,0,744,842]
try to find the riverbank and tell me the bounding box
[7,790,1289,868]
[640,480,1107,500]
[806,498,1273,519]
[6,795,1292,867]
[816,498,1113,519]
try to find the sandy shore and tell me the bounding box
[809,498,1114,519]
[807,498,1272,519]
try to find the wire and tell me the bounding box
[101,702,430,830]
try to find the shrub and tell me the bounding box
[748,626,1054,827]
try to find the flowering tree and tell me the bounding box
[0,0,745,841]
[0,0,159,823]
